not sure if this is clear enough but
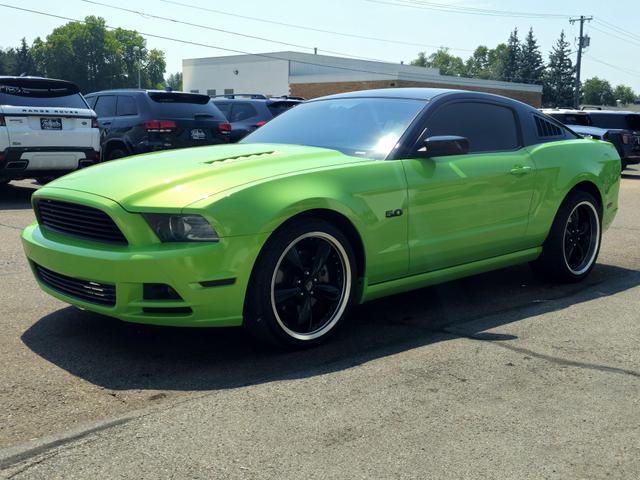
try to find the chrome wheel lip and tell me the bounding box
[270,231,351,341]
[562,201,600,276]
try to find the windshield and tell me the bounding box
[241,97,426,159]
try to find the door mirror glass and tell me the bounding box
[418,135,469,158]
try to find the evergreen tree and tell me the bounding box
[542,31,575,107]
[501,28,521,82]
[518,28,544,84]
[15,38,36,76]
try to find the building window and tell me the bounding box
[190,89,199,93]
[224,88,234,95]
[207,89,216,97]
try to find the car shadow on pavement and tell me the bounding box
[21,262,640,392]
[0,182,38,210]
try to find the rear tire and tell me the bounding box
[107,148,127,160]
[531,190,602,283]
[244,218,357,348]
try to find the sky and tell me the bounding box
[1,0,639,92]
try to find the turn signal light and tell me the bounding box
[91,117,99,128]
[255,121,267,128]
[218,122,232,133]
[622,133,631,145]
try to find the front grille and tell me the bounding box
[33,263,116,307]
[36,199,128,245]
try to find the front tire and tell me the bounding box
[244,218,357,348]
[532,190,602,283]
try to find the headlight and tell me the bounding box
[143,214,219,242]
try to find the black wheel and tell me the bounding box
[244,218,357,348]
[531,190,602,283]
[107,148,127,160]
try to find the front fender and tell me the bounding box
[184,160,410,285]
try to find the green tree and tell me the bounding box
[502,28,522,82]
[543,31,575,107]
[0,47,17,75]
[486,43,509,80]
[411,48,466,76]
[613,84,637,105]
[518,28,544,85]
[465,46,492,79]
[582,77,616,105]
[30,16,166,92]
[166,71,183,91]
[410,51,429,68]
[144,49,166,89]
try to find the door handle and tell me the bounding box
[510,165,532,175]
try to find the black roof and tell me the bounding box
[314,87,531,106]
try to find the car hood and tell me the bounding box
[44,144,363,211]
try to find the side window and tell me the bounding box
[116,96,138,116]
[93,95,117,117]
[426,102,519,153]
[85,96,97,109]
[230,103,259,122]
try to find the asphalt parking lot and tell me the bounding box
[1,172,639,479]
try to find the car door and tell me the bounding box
[402,100,537,274]
[93,95,117,140]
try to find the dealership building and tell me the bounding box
[183,51,543,106]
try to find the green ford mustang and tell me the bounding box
[22,88,620,346]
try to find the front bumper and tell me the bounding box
[21,217,268,328]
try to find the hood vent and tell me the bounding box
[205,150,275,164]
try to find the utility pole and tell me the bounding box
[569,15,593,108]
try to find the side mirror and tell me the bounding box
[418,135,469,158]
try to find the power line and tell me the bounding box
[367,0,572,19]
[583,54,640,79]
[0,3,471,83]
[593,18,640,43]
[588,24,640,48]
[158,0,474,53]
[77,0,387,63]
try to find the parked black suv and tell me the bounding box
[211,94,303,142]
[586,111,640,170]
[85,90,231,160]
[542,108,640,170]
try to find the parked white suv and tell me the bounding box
[0,76,100,185]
